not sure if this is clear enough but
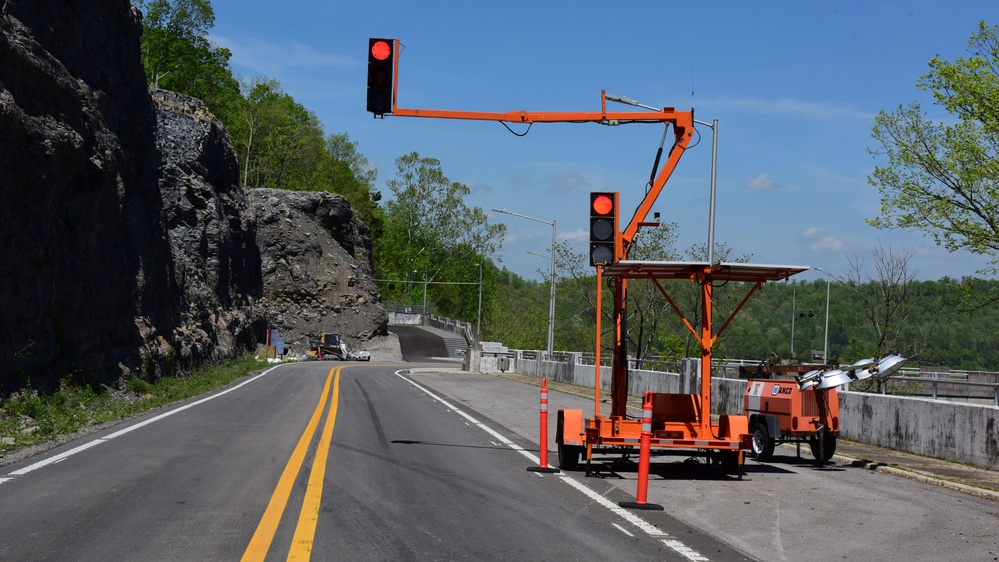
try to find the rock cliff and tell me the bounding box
[0,1,386,393]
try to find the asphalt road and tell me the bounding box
[0,358,745,561]
[412,369,999,562]
[1,326,996,561]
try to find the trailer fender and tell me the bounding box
[557,409,584,446]
[718,414,749,442]
[748,413,781,438]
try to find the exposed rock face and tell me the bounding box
[0,1,386,393]
[249,189,387,354]
[0,2,162,391]
[150,89,263,373]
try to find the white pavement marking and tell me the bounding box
[398,370,710,562]
[613,523,635,537]
[1,364,286,484]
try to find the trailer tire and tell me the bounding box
[750,422,775,461]
[719,450,742,476]
[556,415,582,471]
[809,432,836,464]
[557,441,582,471]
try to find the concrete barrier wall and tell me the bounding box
[838,391,999,469]
[482,352,999,470]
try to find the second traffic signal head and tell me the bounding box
[589,192,620,266]
[367,38,395,115]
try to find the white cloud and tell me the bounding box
[802,226,825,238]
[561,228,588,243]
[810,236,844,252]
[548,171,588,195]
[746,172,777,191]
[471,181,495,195]
[212,35,354,78]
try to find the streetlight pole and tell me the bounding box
[492,208,556,355]
[814,267,832,363]
[790,284,796,360]
[477,262,482,342]
[693,118,719,264]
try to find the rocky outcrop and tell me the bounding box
[150,89,263,373]
[0,1,386,393]
[249,189,387,354]
[0,2,162,391]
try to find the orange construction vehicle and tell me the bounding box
[743,355,906,465]
[744,378,839,464]
[368,38,812,477]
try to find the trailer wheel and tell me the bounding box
[809,432,837,464]
[555,415,582,470]
[557,441,582,471]
[750,422,775,461]
[719,450,742,476]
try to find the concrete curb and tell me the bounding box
[832,453,999,502]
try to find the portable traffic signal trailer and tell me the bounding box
[364,37,813,478]
[556,261,808,477]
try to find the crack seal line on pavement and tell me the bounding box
[397,369,710,562]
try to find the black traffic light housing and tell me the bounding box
[367,38,395,115]
[589,192,620,266]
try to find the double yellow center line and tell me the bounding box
[242,366,343,561]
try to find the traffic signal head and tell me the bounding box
[367,38,395,115]
[589,192,620,266]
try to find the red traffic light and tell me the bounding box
[367,38,396,115]
[592,194,614,216]
[370,40,391,61]
[589,192,620,266]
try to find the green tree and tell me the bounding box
[868,21,999,307]
[136,0,239,111]
[312,133,383,237]
[846,242,919,358]
[227,78,325,191]
[622,223,681,360]
[378,153,506,307]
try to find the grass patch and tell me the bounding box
[0,355,269,455]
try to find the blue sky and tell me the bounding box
[208,0,996,284]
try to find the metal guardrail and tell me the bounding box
[425,314,474,346]
[879,374,999,406]
[491,350,999,407]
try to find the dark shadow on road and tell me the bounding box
[390,326,450,362]
[390,439,515,452]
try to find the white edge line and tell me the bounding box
[2,364,286,482]
[612,522,635,537]
[396,370,709,562]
